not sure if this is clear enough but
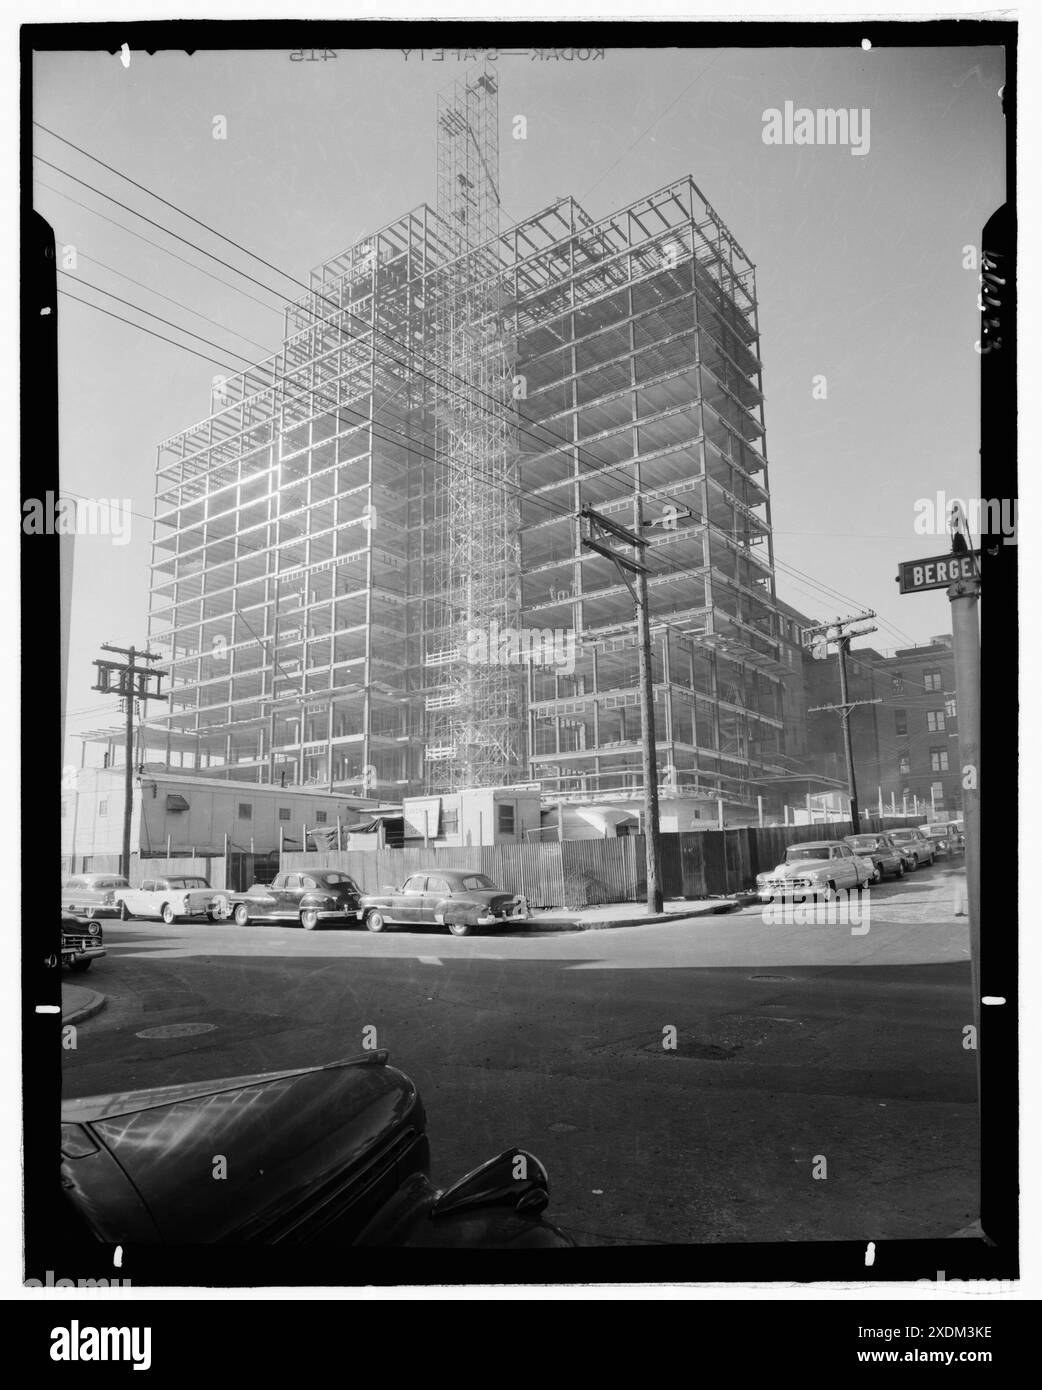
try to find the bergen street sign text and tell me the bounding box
[897,551,981,595]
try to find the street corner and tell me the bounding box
[61,983,107,1027]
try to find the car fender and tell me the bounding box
[434,897,476,925]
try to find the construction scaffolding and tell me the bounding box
[121,73,803,816]
[425,69,523,789]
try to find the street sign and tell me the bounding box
[896,551,981,595]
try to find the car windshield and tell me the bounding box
[848,838,878,850]
[459,874,497,890]
[786,847,831,862]
[890,831,916,841]
[169,878,209,889]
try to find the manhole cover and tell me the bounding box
[135,1023,217,1040]
[748,974,792,982]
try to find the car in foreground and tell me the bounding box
[756,840,872,902]
[114,875,217,923]
[887,827,936,868]
[61,874,128,920]
[60,1051,572,1248]
[60,913,106,972]
[210,870,362,929]
[359,870,530,936]
[844,833,907,883]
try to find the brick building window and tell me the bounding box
[497,803,515,835]
[98,800,108,817]
[930,748,949,772]
[315,811,328,824]
[894,709,907,736]
[899,755,911,775]
[924,670,942,691]
[926,710,945,732]
[279,808,290,821]
[238,803,252,820]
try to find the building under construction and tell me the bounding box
[130,71,797,818]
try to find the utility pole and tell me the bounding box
[92,645,166,879]
[947,529,981,1037]
[804,612,880,834]
[580,502,663,913]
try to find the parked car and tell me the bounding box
[938,820,966,851]
[919,823,962,857]
[114,875,217,924]
[844,833,907,883]
[756,840,872,902]
[61,874,128,920]
[210,870,362,930]
[60,913,106,972]
[359,871,531,936]
[60,1051,572,1247]
[887,828,936,868]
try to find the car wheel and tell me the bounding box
[68,959,92,973]
[206,910,219,923]
[871,864,883,884]
[896,862,906,878]
[160,903,176,925]
[300,909,319,931]
[365,909,386,933]
[447,915,472,937]
[233,903,250,927]
[119,900,130,921]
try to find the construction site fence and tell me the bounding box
[280,817,915,907]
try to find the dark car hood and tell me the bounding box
[62,1054,425,1243]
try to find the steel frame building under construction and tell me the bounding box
[138,75,795,814]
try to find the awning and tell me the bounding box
[574,806,639,835]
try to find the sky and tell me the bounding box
[30,42,1007,764]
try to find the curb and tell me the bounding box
[521,901,740,932]
[61,986,107,1026]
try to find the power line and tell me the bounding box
[58,270,259,369]
[34,176,284,316]
[41,137,912,669]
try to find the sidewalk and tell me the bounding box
[523,898,739,932]
[62,983,106,1025]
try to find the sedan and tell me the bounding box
[61,874,128,920]
[60,1051,572,1248]
[211,870,362,930]
[114,876,217,924]
[887,828,936,868]
[844,834,907,882]
[756,840,872,902]
[359,871,530,937]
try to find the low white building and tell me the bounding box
[61,767,392,873]
[401,786,542,847]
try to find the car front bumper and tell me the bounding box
[62,946,106,963]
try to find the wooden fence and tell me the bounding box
[281,819,912,907]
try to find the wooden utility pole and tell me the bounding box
[804,613,880,834]
[91,645,166,879]
[579,503,663,913]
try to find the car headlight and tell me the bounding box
[88,922,100,936]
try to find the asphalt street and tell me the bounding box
[63,860,977,1247]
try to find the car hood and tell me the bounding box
[62,1053,425,1243]
[769,859,833,874]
